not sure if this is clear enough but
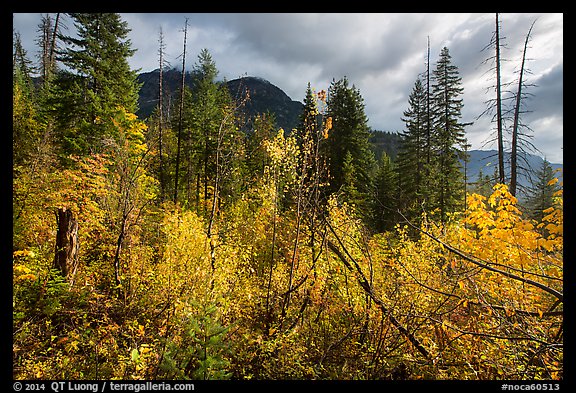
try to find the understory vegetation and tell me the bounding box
[13,13,562,380]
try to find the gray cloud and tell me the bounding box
[13,12,563,163]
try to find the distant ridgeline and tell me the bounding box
[135,69,562,192]
[136,69,304,133]
[367,132,562,193]
[461,149,563,192]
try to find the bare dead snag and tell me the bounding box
[53,207,79,283]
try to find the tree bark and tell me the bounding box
[173,18,188,203]
[510,20,536,197]
[495,13,506,185]
[53,207,79,281]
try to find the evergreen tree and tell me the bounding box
[245,112,276,182]
[13,31,35,83]
[296,83,322,149]
[430,47,470,224]
[192,49,222,206]
[178,49,243,212]
[524,159,560,224]
[323,77,376,214]
[294,83,325,201]
[35,13,60,87]
[340,150,361,207]
[372,152,398,232]
[469,168,495,198]
[50,13,140,156]
[13,31,41,166]
[397,77,429,220]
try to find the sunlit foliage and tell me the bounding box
[13,15,562,380]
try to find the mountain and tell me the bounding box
[135,69,304,132]
[135,68,185,120]
[462,149,563,189]
[226,76,304,132]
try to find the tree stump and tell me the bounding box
[53,207,79,281]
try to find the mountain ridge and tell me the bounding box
[135,69,304,132]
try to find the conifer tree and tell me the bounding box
[296,83,322,148]
[294,83,325,205]
[372,152,398,232]
[430,47,470,224]
[50,13,140,157]
[173,18,188,203]
[524,159,560,223]
[245,113,276,181]
[181,48,241,211]
[470,168,495,198]
[36,13,60,87]
[157,26,168,201]
[13,31,41,166]
[397,77,428,220]
[341,150,361,206]
[192,49,221,205]
[323,77,376,216]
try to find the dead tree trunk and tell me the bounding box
[53,207,79,282]
[510,20,536,197]
[173,18,188,203]
[495,13,506,185]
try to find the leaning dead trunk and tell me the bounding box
[53,207,79,282]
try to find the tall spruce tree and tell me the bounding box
[323,77,376,215]
[296,83,321,150]
[524,159,560,224]
[397,77,429,220]
[430,47,470,224]
[295,83,325,198]
[13,31,41,166]
[182,49,240,211]
[372,152,398,232]
[192,48,221,206]
[50,13,140,156]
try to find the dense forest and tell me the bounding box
[13,13,562,381]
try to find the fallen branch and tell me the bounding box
[399,212,563,303]
[323,219,431,361]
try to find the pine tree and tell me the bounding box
[323,77,376,215]
[296,83,322,148]
[245,113,276,181]
[397,77,429,220]
[13,31,41,166]
[181,49,241,212]
[294,83,325,204]
[524,159,560,223]
[192,49,222,206]
[50,13,140,156]
[173,18,188,203]
[156,26,168,201]
[430,47,470,224]
[372,152,398,232]
[470,168,495,198]
[341,150,361,206]
[36,13,60,87]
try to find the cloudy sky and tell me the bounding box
[13,13,563,163]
